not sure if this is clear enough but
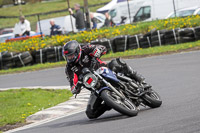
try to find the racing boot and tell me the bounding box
[141,81,152,89]
[121,61,151,89]
[128,69,151,89]
[109,58,151,89]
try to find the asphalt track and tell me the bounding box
[0,67,67,89]
[2,51,200,133]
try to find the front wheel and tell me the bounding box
[142,89,162,108]
[101,90,138,116]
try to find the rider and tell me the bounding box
[63,40,149,119]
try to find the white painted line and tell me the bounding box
[66,101,87,105]
[55,105,79,109]
[57,101,86,106]
[70,99,89,103]
[34,110,66,115]
[0,86,71,91]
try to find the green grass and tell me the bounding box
[0,0,110,29]
[0,88,72,129]
[1,41,200,75]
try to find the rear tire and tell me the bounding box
[101,90,138,116]
[142,89,162,108]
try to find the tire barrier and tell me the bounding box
[32,48,47,64]
[46,47,58,63]
[113,35,128,52]
[194,27,200,40]
[164,29,179,45]
[178,28,196,43]
[151,30,166,47]
[127,34,151,49]
[46,46,65,62]
[139,34,151,48]
[103,27,200,53]
[90,38,114,53]
[0,46,65,70]
[0,51,16,70]
[100,38,114,53]
[128,35,141,50]
[13,51,33,67]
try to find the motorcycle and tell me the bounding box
[76,58,162,117]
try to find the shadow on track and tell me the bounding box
[47,107,152,129]
[47,113,128,129]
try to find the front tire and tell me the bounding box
[101,90,138,116]
[142,89,162,108]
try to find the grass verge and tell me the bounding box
[0,61,66,75]
[0,88,72,132]
[0,41,200,75]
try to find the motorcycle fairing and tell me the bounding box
[96,67,119,83]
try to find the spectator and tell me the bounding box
[50,19,62,36]
[90,13,97,29]
[102,12,113,28]
[14,16,31,37]
[68,3,86,32]
[13,0,26,5]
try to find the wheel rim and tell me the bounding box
[106,91,136,110]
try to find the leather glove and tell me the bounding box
[71,83,81,95]
[90,57,97,70]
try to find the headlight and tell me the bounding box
[83,73,98,88]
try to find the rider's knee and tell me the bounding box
[85,105,97,119]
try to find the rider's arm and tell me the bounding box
[65,66,79,94]
[82,44,107,58]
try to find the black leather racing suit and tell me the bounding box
[65,44,109,119]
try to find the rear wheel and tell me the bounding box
[142,89,162,108]
[101,90,138,116]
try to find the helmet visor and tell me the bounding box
[65,53,76,62]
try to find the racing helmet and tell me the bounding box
[63,40,82,63]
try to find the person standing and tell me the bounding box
[68,3,86,32]
[50,19,62,36]
[101,12,114,28]
[90,13,97,29]
[14,16,31,37]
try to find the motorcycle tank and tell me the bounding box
[96,67,119,83]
